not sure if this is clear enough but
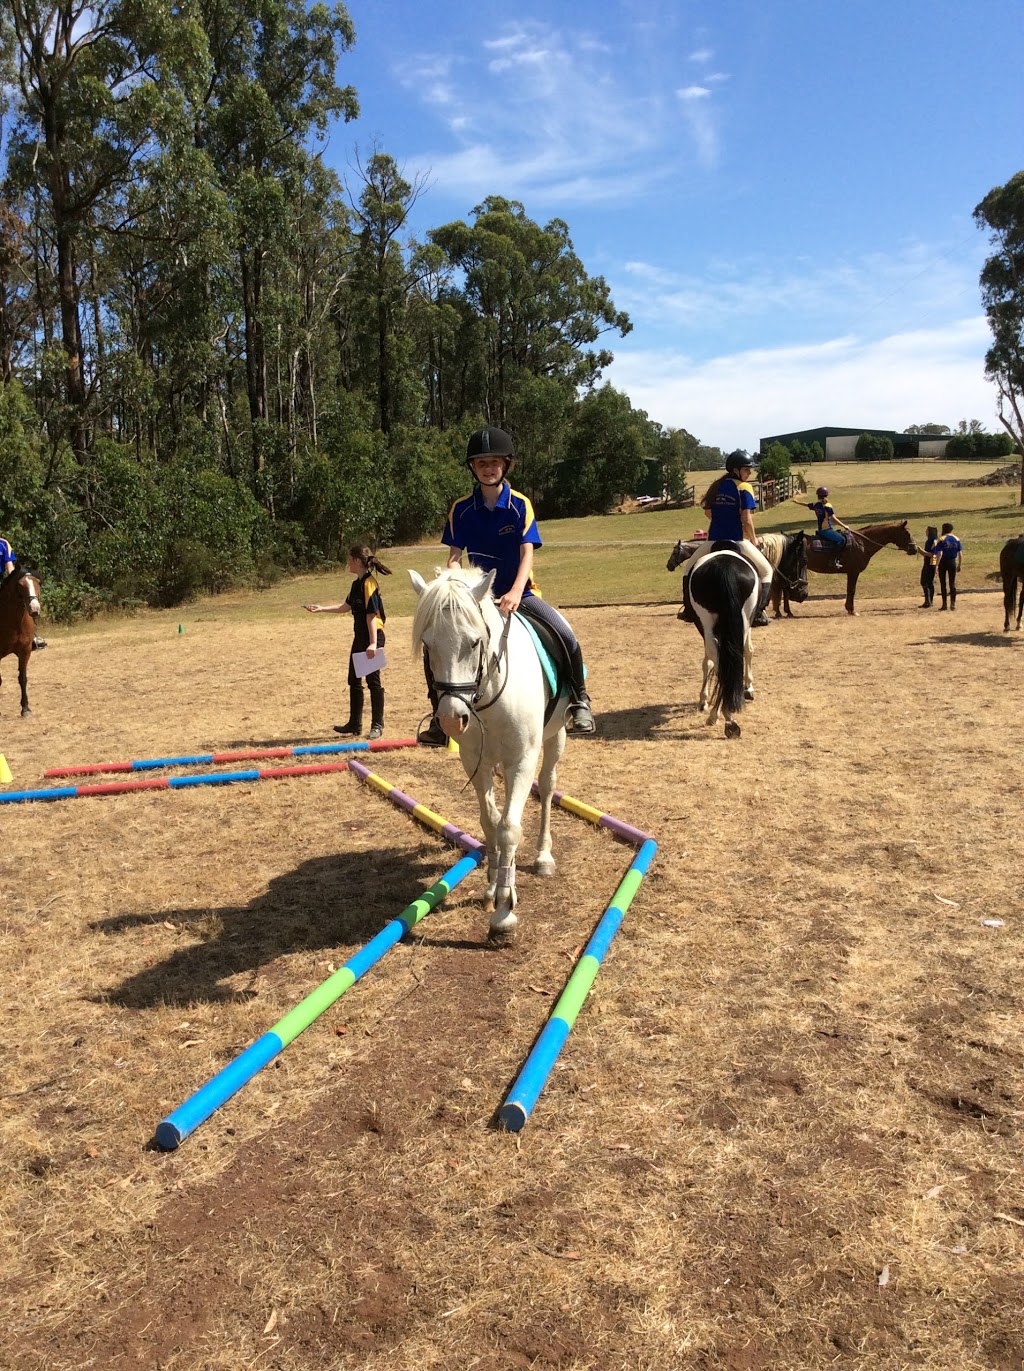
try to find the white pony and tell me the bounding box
[410,566,567,937]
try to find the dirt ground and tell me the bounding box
[1,583,1022,1371]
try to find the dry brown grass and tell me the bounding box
[1,586,1022,1370]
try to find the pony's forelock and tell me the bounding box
[411,565,493,648]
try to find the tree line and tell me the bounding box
[0,0,709,616]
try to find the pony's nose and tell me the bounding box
[437,698,470,735]
[29,598,40,616]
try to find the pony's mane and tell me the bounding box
[759,532,785,566]
[411,566,494,648]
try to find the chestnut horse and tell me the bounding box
[804,521,917,615]
[999,535,1024,631]
[0,565,41,716]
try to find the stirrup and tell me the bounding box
[568,701,596,734]
[417,718,448,747]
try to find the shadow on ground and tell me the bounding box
[94,845,445,1009]
[597,702,694,740]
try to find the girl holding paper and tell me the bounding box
[305,546,390,739]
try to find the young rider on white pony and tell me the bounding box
[417,426,596,745]
[681,451,774,627]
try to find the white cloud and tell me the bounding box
[395,20,726,203]
[617,243,986,338]
[688,47,714,63]
[605,318,998,449]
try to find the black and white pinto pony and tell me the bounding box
[667,532,808,618]
[686,546,759,739]
[410,566,567,938]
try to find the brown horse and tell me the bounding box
[804,521,917,615]
[999,535,1024,631]
[0,565,42,716]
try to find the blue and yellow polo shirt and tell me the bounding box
[442,483,542,599]
[707,478,757,542]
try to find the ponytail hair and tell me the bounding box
[350,544,392,576]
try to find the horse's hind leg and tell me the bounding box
[533,728,565,877]
[1016,578,1024,630]
[743,629,754,702]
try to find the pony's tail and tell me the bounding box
[712,584,749,717]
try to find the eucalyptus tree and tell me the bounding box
[430,197,632,465]
[974,172,1024,504]
[1,0,207,463]
[195,0,359,496]
[345,150,427,436]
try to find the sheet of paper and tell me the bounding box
[352,647,386,678]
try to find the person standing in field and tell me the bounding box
[935,522,963,611]
[305,545,389,739]
[916,525,939,608]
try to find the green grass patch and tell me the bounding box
[52,461,1024,634]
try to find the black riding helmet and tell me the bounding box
[466,426,516,479]
[725,449,757,475]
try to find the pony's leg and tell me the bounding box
[1017,579,1024,630]
[845,571,861,616]
[704,638,722,727]
[1004,577,1013,631]
[18,651,31,717]
[489,764,536,937]
[699,653,712,712]
[533,727,566,877]
[743,626,754,701]
[473,774,502,908]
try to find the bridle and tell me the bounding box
[432,606,512,718]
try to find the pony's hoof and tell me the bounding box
[724,720,741,739]
[488,909,518,938]
[534,854,556,877]
[744,688,755,701]
[21,708,32,718]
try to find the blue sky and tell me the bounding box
[325,0,1024,451]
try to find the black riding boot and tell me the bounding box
[418,649,448,746]
[566,642,596,734]
[334,683,363,736]
[752,580,772,628]
[677,573,697,622]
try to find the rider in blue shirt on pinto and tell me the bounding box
[680,451,774,626]
[417,426,595,745]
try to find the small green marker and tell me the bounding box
[178,623,184,634]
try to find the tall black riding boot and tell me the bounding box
[566,642,596,734]
[418,648,448,746]
[334,683,363,736]
[752,580,772,628]
[677,572,697,622]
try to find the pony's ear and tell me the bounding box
[409,570,427,596]
[471,568,497,603]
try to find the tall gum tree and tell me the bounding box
[2,0,207,466]
[196,0,358,498]
[430,197,631,455]
[975,171,1024,505]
